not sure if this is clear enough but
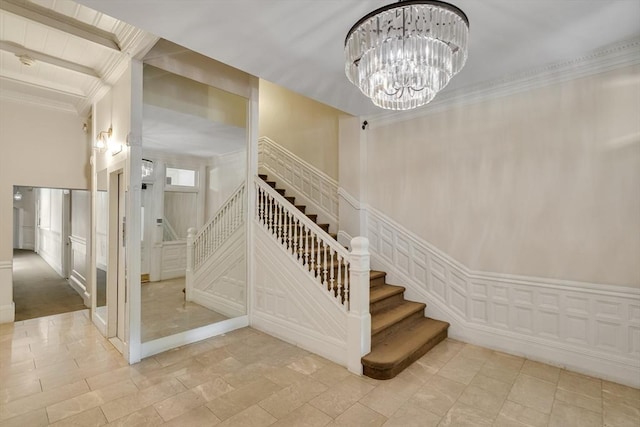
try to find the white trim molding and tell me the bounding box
[364,205,640,388]
[258,136,338,231]
[369,37,640,128]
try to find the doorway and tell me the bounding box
[12,186,89,321]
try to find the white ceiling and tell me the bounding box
[0,0,155,115]
[74,0,640,116]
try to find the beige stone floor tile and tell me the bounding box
[603,398,640,427]
[457,384,506,416]
[216,404,277,427]
[557,370,602,399]
[437,354,485,385]
[99,378,186,422]
[603,380,640,402]
[85,367,139,391]
[46,379,139,423]
[40,358,125,391]
[271,403,332,427]
[222,363,278,388]
[408,374,466,417]
[179,357,244,388]
[0,378,41,403]
[0,379,90,421]
[192,377,235,402]
[263,366,316,387]
[258,378,327,419]
[333,402,387,426]
[206,377,282,421]
[309,375,376,418]
[520,360,561,384]
[153,389,207,421]
[438,401,494,426]
[468,373,512,396]
[104,406,163,427]
[48,406,107,427]
[0,408,49,427]
[309,363,351,387]
[0,358,35,376]
[549,400,602,427]
[382,400,441,427]
[162,405,221,426]
[287,355,328,375]
[395,358,439,382]
[359,386,411,418]
[478,363,520,385]
[507,373,556,414]
[131,359,206,390]
[494,400,549,427]
[426,339,465,363]
[194,346,234,366]
[456,344,494,362]
[555,388,602,413]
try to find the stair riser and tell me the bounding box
[370,292,405,314]
[369,275,386,288]
[372,309,424,346]
[363,328,448,380]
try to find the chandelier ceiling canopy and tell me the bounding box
[345,0,469,111]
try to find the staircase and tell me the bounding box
[258,174,449,380]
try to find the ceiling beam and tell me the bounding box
[0,40,100,78]
[0,0,120,51]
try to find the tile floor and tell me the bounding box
[141,278,228,342]
[1,310,638,426]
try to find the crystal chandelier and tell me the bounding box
[345,0,469,110]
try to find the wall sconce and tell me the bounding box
[96,126,122,155]
[13,190,22,201]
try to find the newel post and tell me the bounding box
[185,227,196,301]
[347,236,371,375]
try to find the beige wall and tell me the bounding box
[365,65,640,287]
[144,65,247,128]
[259,79,345,180]
[0,99,90,320]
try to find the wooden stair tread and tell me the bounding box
[362,317,449,370]
[370,284,404,304]
[371,301,425,335]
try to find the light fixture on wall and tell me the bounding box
[13,190,22,201]
[95,126,122,155]
[345,0,469,110]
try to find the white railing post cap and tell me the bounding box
[350,237,369,255]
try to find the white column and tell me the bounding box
[347,236,371,375]
[185,227,196,301]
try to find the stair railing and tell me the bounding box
[188,182,246,271]
[254,176,353,308]
[254,175,371,374]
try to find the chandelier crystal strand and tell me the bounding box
[345,1,468,111]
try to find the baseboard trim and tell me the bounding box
[0,302,15,323]
[140,315,249,358]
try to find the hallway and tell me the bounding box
[12,250,85,321]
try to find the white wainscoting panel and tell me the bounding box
[365,206,640,388]
[258,136,338,231]
[160,241,186,280]
[37,228,63,277]
[191,227,247,319]
[252,223,348,366]
[69,235,89,305]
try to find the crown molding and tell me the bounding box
[368,37,640,128]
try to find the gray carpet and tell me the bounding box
[13,249,86,321]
